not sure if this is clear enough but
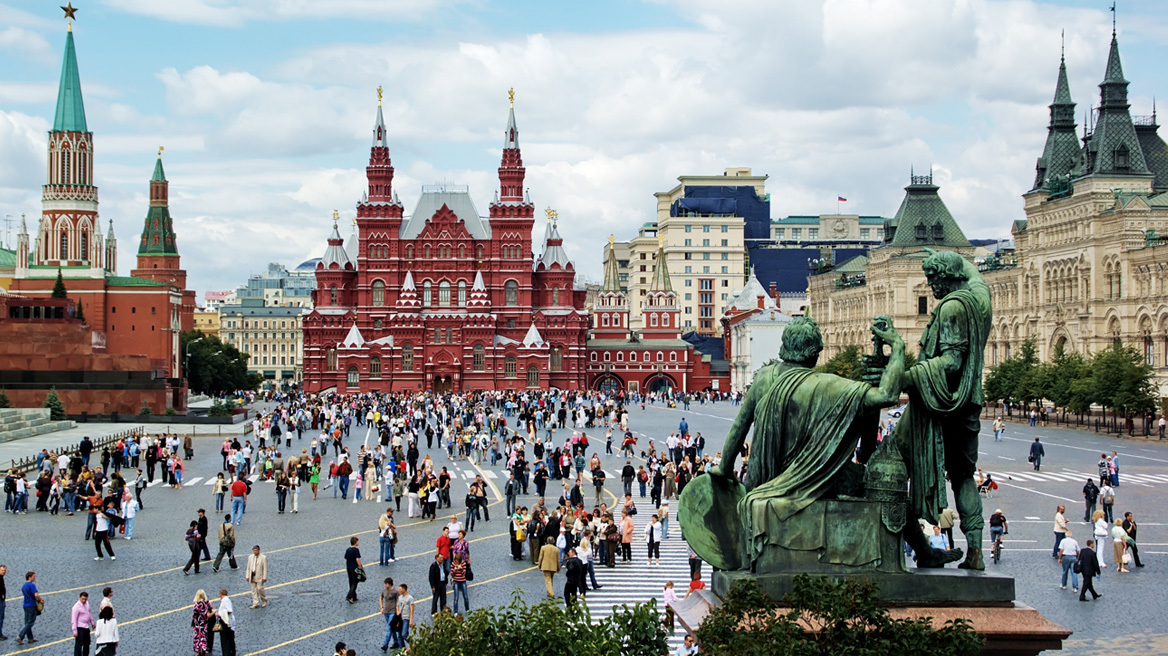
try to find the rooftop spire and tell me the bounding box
[152,146,166,182]
[504,88,519,150]
[602,235,621,292]
[53,27,88,133]
[139,152,178,255]
[649,237,673,292]
[1103,27,1126,86]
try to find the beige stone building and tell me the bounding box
[607,168,756,336]
[193,309,219,337]
[219,300,305,388]
[810,31,1168,400]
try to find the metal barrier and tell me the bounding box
[10,426,145,473]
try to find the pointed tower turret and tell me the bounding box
[1032,42,1080,191]
[640,238,679,340]
[16,214,29,271]
[132,150,188,289]
[533,209,575,308]
[104,217,117,274]
[467,270,491,311]
[356,87,404,264]
[314,212,358,308]
[395,270,421,311]
[489,89,535,226]
[592,235,630,340]
[36,25,97,268]
[1084,28,1150,176]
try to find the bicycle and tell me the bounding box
[990,531,1006,564]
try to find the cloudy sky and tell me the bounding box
[1,0,1166,297]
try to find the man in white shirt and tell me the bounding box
[217,589,236,656]
[674,634,698,656]
[121,494,138,539]
[1057,529,1081,592]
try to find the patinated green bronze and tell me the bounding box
[680,248,993,580]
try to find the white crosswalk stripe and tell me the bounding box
[989,469,1168,488]
[205,477,218,485]
[184,477,202,486]
[581,499,695,653]
[483,470,497,479]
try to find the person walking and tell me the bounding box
[197,509,212,561]
[1052,505,1068,559]
[93,606,117,656]
[1111,520,1131,573]
[71,591,95,656]
[450,554,470,614]
[378,577,399,652]
[1057,529,1080,592]
[212,473,228,513]
[394,583,414,648]
[183,521,202,575]
[230,476,248,526]
[992,416,1005,441]
[216,589,236,656]
[213,514,237,572]
[378,507,397,565]
[16,571,41,645]
[1100,482,1115,524]
[1078,540,1102,601]
[192,590,214,656]
[563,548,584,606]
[94,501,116,561]
[645,513,662,566]
[0,564,8,640]
[620,510,635,562]
[428,554,447,614]
[1092,510,1109,570]
[1082,479,1099,523]
[621,461,635,497]
[344,537,363,604]
[538,537,561,598]
[1028,437,1044,471]
[245,545,268,609]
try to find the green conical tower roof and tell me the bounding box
[138,155,179,255]
[53,30,88,133]
[1033,53,1079,191]
[650,241,673,292]
[602,238,621,292]
[887,173,970,249]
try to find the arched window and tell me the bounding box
[405,245,414,259]
[662,314,669,327]
[423,281,432,306]
[551,346,563,372]
[60,231,68,260]
[370,356,381,378]
[330,286,338,305]
[617,351,624,362]
[604,352,611,362]
[327,348,338,371]
[527,366,539,387]
[552,287,559,305]
[81,230,88,261]
[459,244,465,259]
[476,244,484,260]
[670,351,677,362]
[79,150,87,184]
[347,366,359,387]
[63,150,71,184]
[439,281,451,306]
[630,351,637,362]
[650,313,658,327]
[504,356,517,378]
[424,245,431,258]
[601,314,609,327]
[590,352,597,362]
[402,344,414,372]
[657,351,664,362]
[505,280,518,306]
[372,280,385,307]
[473,344,485,371]
[458,281,466,306]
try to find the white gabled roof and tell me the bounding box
[369,335,394,346]
[341,324,365,348]
[727,266,775,312]
[522,323,545,347]
[494,335,519,347]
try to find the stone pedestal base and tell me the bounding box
[713,568,1016,605]
[673,589,1070,656]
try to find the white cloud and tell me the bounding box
[0,26,55,64]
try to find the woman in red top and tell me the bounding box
[684,570,705,598]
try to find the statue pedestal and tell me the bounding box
[677,572,1071,656]
[713,568,1015,605]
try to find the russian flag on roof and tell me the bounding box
[837,196,847,202]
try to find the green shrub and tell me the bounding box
[42,388,66,420]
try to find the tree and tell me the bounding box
[817,345,864,381]
[51,269,67,299]
[1091,342,1156,420]
[74,300,86,324]
[42,387,66,420]
[0,389,11,408]
[408,592,666,656]
[182,331,263,395]
[696,577,983,656]
[983,337,1039,409]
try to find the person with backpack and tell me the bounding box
[213,514,237,572]
[1099,482,1116,523]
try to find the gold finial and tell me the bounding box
[62,3,77,30]
[377,85,383,107]
[545,208,557,224]
[332,210,339,224]
[352,216,357,226]
[157,145,164,159]
[608,234,615,245]
[657,234,665,247]
[508,87,515,108]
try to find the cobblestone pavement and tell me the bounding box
[1,399,1164,655]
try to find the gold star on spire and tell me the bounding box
[61,2,78,30]
[158,145,164,159]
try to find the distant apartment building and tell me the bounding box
[219,299,305,388]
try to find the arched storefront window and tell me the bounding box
[347,366,359,387]
[505,280,518,306]
[402,344,414,372]
[527,366,539,387]
[370,357,381,378]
